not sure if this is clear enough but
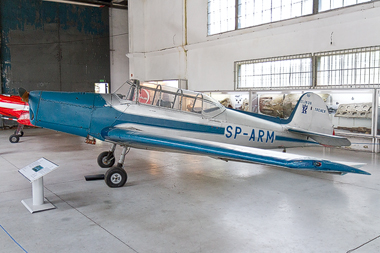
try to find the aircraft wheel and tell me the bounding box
[9,134,20,143]
[105,167,127,188]
[97,151,115,168]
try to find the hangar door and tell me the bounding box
[0,0,110,94]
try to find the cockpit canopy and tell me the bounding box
[115,80,225,117]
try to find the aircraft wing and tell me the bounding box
[286,127,351,147]
[101,127,370,175]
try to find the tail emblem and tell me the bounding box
[302,104,308,114]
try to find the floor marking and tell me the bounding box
[347,234,380,253]
[0,224,28,253]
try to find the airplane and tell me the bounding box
[18,79,370,188]
[0,94,32,143]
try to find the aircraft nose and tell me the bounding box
[24,90,42,124]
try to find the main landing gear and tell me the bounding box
[97,144,130,188]
[9,124,24,143]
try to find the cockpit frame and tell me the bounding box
[114,79,225,117]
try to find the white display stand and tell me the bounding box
[19,158,59,213]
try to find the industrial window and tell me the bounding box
[238,0,313,29]
[207,0,236,35]
[208,0,375,35]
[236,54,312,89]
[319,0,372,12]
[316,46,380,86]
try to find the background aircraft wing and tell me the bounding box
[101,127,370,175]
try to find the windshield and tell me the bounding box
[113,80,137,102]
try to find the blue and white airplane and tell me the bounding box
[19,79,370,187]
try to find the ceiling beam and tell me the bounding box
[43,0,128,10]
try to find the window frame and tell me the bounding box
[235,46,380,90]
[235,53,313,90]
[315,46,380,88]
[207,0,378,35]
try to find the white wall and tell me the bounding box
[109,8,129,92]
[128,1,380,91]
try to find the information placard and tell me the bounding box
[18,158,59,182]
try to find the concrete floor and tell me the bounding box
[0,128,380,253]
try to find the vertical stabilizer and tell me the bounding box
[288,93,333,135]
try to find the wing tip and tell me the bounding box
[323,161,371,175]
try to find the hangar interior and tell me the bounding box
[1,0,380,252]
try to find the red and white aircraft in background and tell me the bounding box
[0,94,32,143]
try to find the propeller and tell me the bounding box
[18,88,29,103]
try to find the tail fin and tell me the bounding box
[288,93,332,134]
[286,93,351,147]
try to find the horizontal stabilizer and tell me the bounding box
[102,127,370,175]
[287,127,351,147]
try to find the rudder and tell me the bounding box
[287,93,333,135]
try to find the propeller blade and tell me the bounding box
[18,88,29,103]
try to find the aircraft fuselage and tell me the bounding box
[28,90,317,150]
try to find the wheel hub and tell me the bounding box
[102,157,110,165]
[110,173,122,184]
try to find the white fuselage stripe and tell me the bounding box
[0,102,29,111]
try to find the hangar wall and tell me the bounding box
[128,0,187,82]
[109,8,129,92]
[0,0,110,94]
[128,0,380,91]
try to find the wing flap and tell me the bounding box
[101,127,369,175]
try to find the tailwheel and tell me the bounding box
[105,166,127,188]
[97,151,115,168]
[9,134,20,143]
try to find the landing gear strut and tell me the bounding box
[99,145,130,188]
[9,124,24,143]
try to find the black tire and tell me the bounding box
[105,167,127,188]
[97,151,115,168]
[9,135,20,143]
